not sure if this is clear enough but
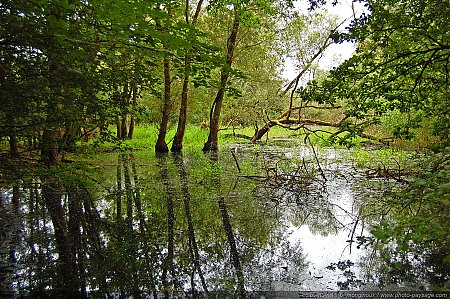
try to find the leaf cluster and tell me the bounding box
[300,0,450,148]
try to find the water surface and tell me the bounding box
[0,144,435,297]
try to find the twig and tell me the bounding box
[230,150,241,173]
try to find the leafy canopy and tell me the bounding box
[300,0,450,146]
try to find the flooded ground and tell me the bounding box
[0,143,439,297]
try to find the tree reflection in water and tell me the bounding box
[0,147,439,297]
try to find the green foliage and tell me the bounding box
[0,0,224,157]
[357,149,450,289]
[301,0,450,148]
[350,148,413,170]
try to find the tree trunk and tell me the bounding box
[155,58,171,153]
[42,177,78,294]
[158,155,178,293]
[9,132,18,156]
[62,124,78,152]
[172,55,191,152]
[116,154,123,225]
[116,115,122,139]
[40,129,62,166]
[172,0,204,152]
[173,154,209,294]
[128,83,137,139]
[120,115,128,139]
[128,117,135,140]
[203,11,240,151]
[116,82,131,140]
[251,123,272,142]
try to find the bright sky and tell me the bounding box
[281,0,366,81]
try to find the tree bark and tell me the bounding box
[120,115,128,139]
[172,0,203,152]
[9,133,18,156]
[120,82,131,139]
[40,128,62,166]
[155,58,172,153]
[172,55,191,152]
[62,124,78,152]
[203,10,240,151]
[128,83,137,139]
[116,115,122,139]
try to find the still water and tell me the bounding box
[0,143,436,297]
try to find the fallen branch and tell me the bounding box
[251,110,393,145]
[223,133,253,140]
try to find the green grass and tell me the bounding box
[73,120,432,158]
[77,123,209,153]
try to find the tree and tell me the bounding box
[0,0,191,162]
[155,52,173,153]
[152,1,223,153]
[202,0,294,151]
[301,0,450,147]
[202,7,240,151]
[247,11,350,142]
[171,0,205,152]
[220,10,286,129]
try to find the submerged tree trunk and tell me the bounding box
[68,186,88,297]
[173,154,209,295]
[116,155,123,225]
[158,155,179,294]
[155,58,172,153]
[130,154,158,297]
[203,10,240,151]
[218,196,245,297]
[208,153,245,296]
[42,177,79,294]
[81,188,110,297]
[122,155,140,297]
